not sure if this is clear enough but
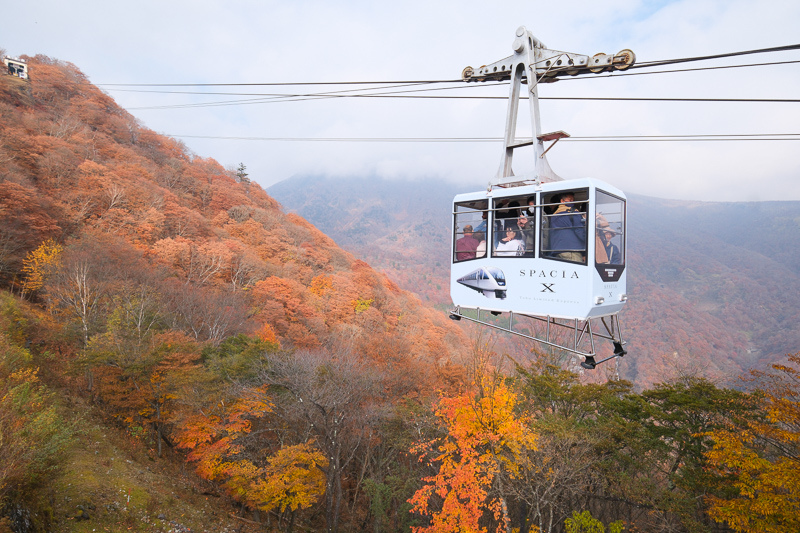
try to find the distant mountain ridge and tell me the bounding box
[269,175,800,386]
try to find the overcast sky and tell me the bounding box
[4,0,799,202]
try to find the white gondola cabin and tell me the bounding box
[451,179,626,321]
[448,26,634,369]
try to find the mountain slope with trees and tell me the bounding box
[0,54,470,531]
[0,54,468,362]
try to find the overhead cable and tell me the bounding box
[109,58,800,97]
[629,43,800,69]
[168,133,800,143]
[555,59,800,81]
[99,80,462,87]
[97,44,800,88]
[127,95,800,111]
[113,58,800,110]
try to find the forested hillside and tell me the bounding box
[0,55,468,531]
[2,55,800,533]
[269,176,800,386]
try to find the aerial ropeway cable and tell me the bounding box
[97,42,800,89]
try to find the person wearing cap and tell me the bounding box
[455,224,480,261]
[549,192,586,262]
[595,215,611,264]
[605,229,621,264]
[596,215,621,264]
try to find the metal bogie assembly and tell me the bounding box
[449,26,633,370]
[462,28,635,83]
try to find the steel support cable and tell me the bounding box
[123,61,800,110]
[95,44,800,87]
[130,94,800,110]
[555,59,800,81]
[98,80,463,87]
[141,82,505,109]
[539,96,798,102]
[168,134,800,142]
[125,70,800,109]
[521,43,800,76]
[574,133,800,138]
[118,51,800,111]
[120,57,800,110]
[106,59,800,100]
[125,81,472,110]
[100,43,800,89]
[112,80,476,97]
[627,43,800,69]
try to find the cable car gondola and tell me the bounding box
[449,27,635,369]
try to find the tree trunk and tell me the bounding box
[286,509,295,533]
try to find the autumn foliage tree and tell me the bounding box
[0,294,70,502]
[87,330,206,456]
[409,376,537,533]
[254,349,385,533]
[249,442,328,531]
[20,238,62,295]
[175,384,328,531]
[704,353,800,533]
[0,183,62,287]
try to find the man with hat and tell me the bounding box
[596,215,621,264]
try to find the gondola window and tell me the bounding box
[491,195,535,258]
[541,189,588,264]
[453,200,488,262]
[595,190,625,266]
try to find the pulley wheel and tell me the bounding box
[613,49,636,70]
[588,53,608,73]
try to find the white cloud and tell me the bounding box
[4,0,799,201]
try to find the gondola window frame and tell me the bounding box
[540,188,590,265]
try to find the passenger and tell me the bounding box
[495,227,524,256]
[513,211,535,256]
[455,224,480,261]
[596,216,621,264]
[474,231,486,258]
[549,192,586,262]
[605,230,621,264]
[502,201,521,231]
[493,201,508,248]
[494,201,520,248]
[525,196,536,217]
[474,210,488,234]
[595,216,611,264]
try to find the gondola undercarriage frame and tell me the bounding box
[449,306,627,369]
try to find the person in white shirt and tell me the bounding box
[495,227,524,256]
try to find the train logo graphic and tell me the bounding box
[456,267,507,299]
